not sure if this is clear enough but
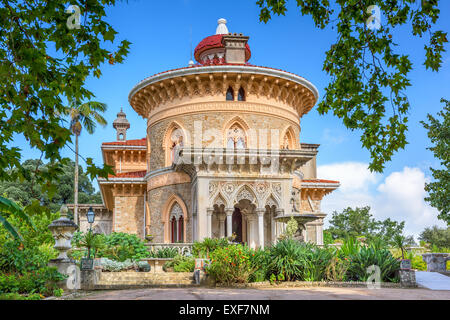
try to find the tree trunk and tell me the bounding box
[74,133,79,226]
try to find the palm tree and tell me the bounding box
[68,101,107,226]
[0,196,35,241]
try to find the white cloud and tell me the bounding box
[317,163,446,239]
[318,162,379,193]
[321,128,345,145]
[373,167,444,236]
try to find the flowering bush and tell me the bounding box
[206,244,254,285]
[0,266,66,296]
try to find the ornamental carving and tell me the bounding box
[273,183,282,196]
[209,181,218,196]
[130,72,316,121]
[255,182,268,195]
[236,188,255,203]
[148,102,300,127]
[170,203,183,219]
[266,197,277,208]
[223,182,236,195]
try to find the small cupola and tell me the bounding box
[113,108,130,141]
[194,18,251,65]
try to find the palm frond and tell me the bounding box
[82,116,96,134]
[86,101,107,113]
[0,214,22,241]
[0,196,36,230]
[92,111,107,127]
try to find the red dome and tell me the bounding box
[194,34,251,63]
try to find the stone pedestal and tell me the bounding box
[80,269,101,290]
[422,253,449,272]
[399,269,416,288]
[48,259,80,291]
[48,205,79,290]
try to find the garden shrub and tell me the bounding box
[206,244,253,285]
[248,248,270,282]
[164,254,195,272]
[342,239,400,282]
[96,232,150,262]
[192,238,229,258]
[0,266,66,296]
[0,292,42,300]
[98,258,135,272]
[297,245,335,281]
[267,239,335,281]
[266,239,304,281]
[325,256,350,281]
[148,247,178,258]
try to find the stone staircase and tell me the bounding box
[94,271,198,289]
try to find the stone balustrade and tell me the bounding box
[145,243,194,255]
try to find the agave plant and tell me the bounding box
[297,246,335,281]
[345,243,400,282]
[267,239,304,281]
[0,196,36,241]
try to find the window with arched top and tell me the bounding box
[227,124,247,149]
[281,128,295,150]
[238,87,245,101]
[165,125,185,166]
[169,203,184,243]
[226,87,234,101]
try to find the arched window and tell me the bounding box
[165,125,185,166]
[169,203,184,243]
[227,124,247,149]
[226,87,234,101]
[238,87,245,101]
[281,128,295,150]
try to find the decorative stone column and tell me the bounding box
[48,204,79,290]
[225,207,233,238]
[247,215,258,249]
[256,209,265,249]
[218,214,226,238]
[275,209,284,240]
[206,208,213,238]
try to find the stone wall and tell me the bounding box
[148,183,192,243]
[113,195,145,238]
[148,112,300,170]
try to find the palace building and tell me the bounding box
[75,18,340,248]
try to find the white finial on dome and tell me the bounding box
[216,18,228,35]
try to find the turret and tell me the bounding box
[113,108,130,141]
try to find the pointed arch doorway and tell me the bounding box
[232,208,243,243]
[224,207,244,243]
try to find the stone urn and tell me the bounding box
[422,253,449,272]
[48,204,79,261]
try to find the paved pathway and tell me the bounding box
[72,287,450,300]
[416,271,450,290]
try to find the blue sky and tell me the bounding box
[13,0,450,238]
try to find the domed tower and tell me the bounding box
[122,19,339,246]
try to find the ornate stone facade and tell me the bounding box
[80,19,339,248]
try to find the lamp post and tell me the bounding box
[86,207,95,259]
